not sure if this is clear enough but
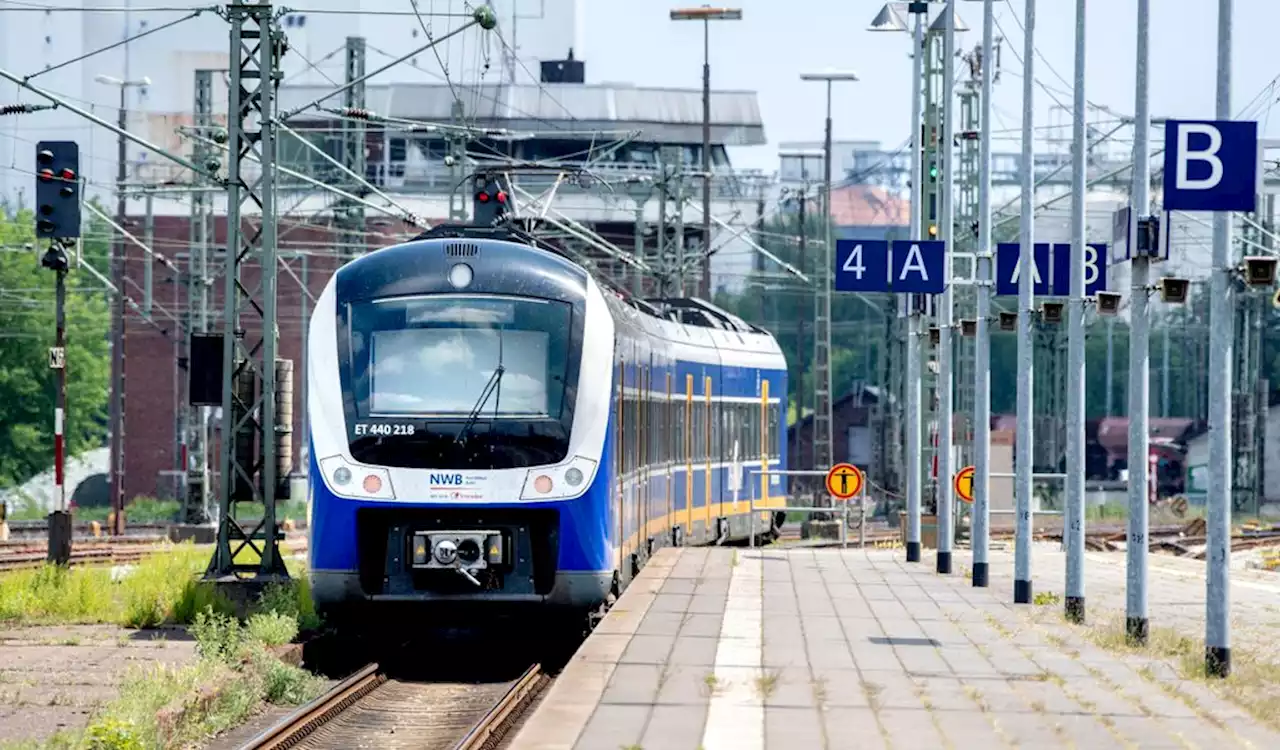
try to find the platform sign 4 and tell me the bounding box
[834,240,890,293]
[1162,119,1260,213]
[996,243,1108,297]
[834,239,946,295]
[954,465,975,504]
[825,462,864,500]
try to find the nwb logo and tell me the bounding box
[430,473,464,485]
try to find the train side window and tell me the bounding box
[770,403,780,459]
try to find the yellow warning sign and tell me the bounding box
[825,463,864,499]
[954,466,975,503]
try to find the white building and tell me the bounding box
[0,0,584,208]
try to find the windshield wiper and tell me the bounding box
[454,364,505,446]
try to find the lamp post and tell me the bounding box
[868,1,928,562]
[94,73,149,537]
[670,5,741,300]
[800,70,858,508]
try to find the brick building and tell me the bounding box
[117,213,418,502]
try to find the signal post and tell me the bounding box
[35,141,81,566]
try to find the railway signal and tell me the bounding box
[34,141,81,240]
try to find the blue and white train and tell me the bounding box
[305,227,790,621]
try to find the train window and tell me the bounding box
[769,403,780,459]
[342,293,580,469]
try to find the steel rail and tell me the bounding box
[239,662,384,750]
[452,663,547,750]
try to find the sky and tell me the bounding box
[576,1,1280,173]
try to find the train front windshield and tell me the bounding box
[340,294,580,469]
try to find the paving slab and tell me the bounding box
[508,545,1280,750]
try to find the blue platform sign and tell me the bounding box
[833,239,945,294]
[996,243,1051,296]
[1050,243,1108,297]
[1162,119,1259,212]
[997,242,1108,296]
[834,239,889,292]
[889,240,945,294]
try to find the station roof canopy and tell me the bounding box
[276,82,767,147]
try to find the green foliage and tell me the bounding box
[0,543,208,625]
[714,210,893,422]
[0,204,113,491]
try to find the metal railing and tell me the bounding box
[747,469,869,550]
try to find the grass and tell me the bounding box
[1077,612,1280,731]
[4,495,307,526]
[0,606,327,750]
[0,541,318,631]
[0,578,326,750]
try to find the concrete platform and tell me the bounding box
[509,546,1280,750]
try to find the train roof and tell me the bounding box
[401,224,777,343]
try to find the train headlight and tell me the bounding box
[447,262,473,289]
[433,539,458,565]
[520,455,598,500]
[319,456,395,500]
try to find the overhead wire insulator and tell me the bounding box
[340,107,374,120]
[0,103,55,116]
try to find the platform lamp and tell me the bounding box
[799,70,857,484]
[669,5,741,300]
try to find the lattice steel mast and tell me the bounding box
[206,1,290,581]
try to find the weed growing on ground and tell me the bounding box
[1032,591,1061,606]
[70,607,325,750]
[1078,612,1280,732]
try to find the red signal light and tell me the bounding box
[39,168,54,182]
[496,190,507,204]
[475,191,490,203]
[60,168,75,181]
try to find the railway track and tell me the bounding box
[0,536,308,572]
[241,661,549,750]
[0,545,155,572]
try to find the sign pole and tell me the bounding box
[905,7,926,564]
[936,0,957,576]
[1014,0,1038,605]
[1064,0,1088,624]
[1205,0,1234,679]
[972,0,995,589]
[1126,0,1153,646]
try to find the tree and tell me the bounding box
[0,206,112,490]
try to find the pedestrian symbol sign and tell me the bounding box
[954,466,975,503]
[825,463,864,499]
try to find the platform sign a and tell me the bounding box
[890,241,946,294]
[825,463,864,500]
[995,243,1051,296]
[1162,119,1259,212]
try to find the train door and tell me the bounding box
[760,379,770,523]
[616,358,625,564]
[704,374,713,535]
[685,373,693,538]
[638,364,647,556]
[665,371,673,543]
